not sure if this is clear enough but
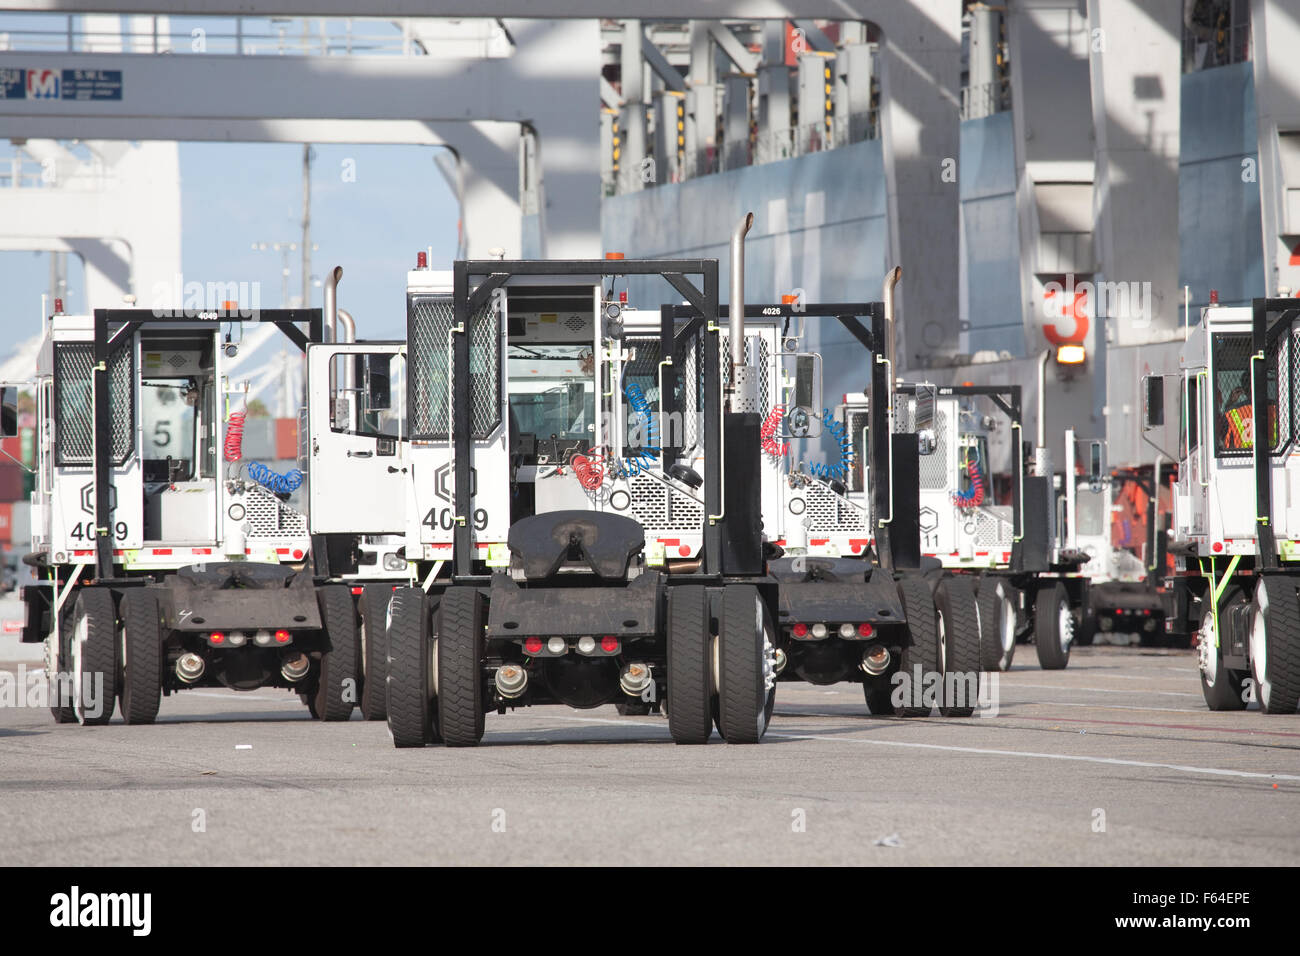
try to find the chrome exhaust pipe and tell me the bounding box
[337,307,356,344]
[323,265,343,343]
[176,652,205,684]
[619,662,653,697]
[280,651,310,683]
[882,266,902,409]
[729,212,758,412]
[1034,349,1051,476]
[494,663,528,699]
[337,307,357,391]
[859,644,891,677]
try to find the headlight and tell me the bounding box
[383,552,407,572]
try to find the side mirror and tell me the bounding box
[790,353,822,435]
[365,355,392,412]
[913,384,937,455]
[0,387,17,438]
[1142,374,1164,429]
[1088,439,1104,482]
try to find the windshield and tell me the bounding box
[1213,332,1280,455]
[1075,485,1106,538]
[141,378,197,481]
[507,345,595,441]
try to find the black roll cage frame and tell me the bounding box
[88,308,324,581]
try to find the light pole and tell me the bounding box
[252,240,296,307]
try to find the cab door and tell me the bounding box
[307,342,407,533]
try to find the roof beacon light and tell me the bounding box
[1056,343,1086,366]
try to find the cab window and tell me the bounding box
[141,378,197,481]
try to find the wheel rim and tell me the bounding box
[1057,598,1074,654]
[45,622,59,690]
[71,612,88,721]
[1199,610,1218,683]
[937,609,947,673]
[1251,588,1269,707]
[754,594,776,737]
[358,616,367,676]
[1000,593,1016,659]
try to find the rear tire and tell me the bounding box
[314,585,359,721]
[358,585,391,721]
[118,589,162,725]
[1250,575,1300,715]
[936,575,981,717]
[895,574,940,717]
[48,595,77,724]
[386,587,434,747]
[862,676,894,714]
[666,586,712,744]
[715,586,774,744]
[437,587,486,747]
[976,576,1017,671]
[1198,595,1247,711]
[1034,582,1073,670]
[71,588,118,726]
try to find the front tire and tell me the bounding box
[666,587,712,744]
[386,587,435,747]
[715,586,774,744]
[1250,576,1300,715]
[1198,594,1247,711]
[71,588,118,726]
[437,587,486,747]
[896,574,940,717]
[358,585,391,721]
[1034,582,1074,670]
[49,595,78,723]
[977,576,1017,671]
[314,585,359,721]
[118,589,163,725]
[936,575,981,717]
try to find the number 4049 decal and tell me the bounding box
[422,507,488,531]
[69,520,129,541]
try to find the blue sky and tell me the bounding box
[0,13,464,357]
[0,140,460,356]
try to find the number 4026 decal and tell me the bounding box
[68,520,129,541]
